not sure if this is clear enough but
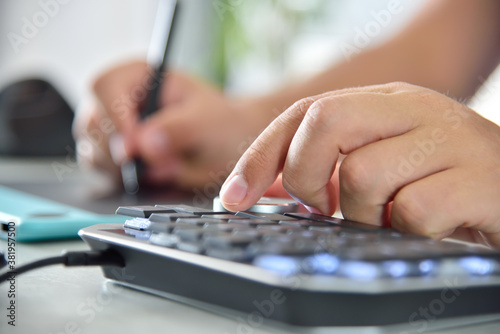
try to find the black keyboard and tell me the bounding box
[79,201,500,329]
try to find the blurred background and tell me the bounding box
[0,0,499,140]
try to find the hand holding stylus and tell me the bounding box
[73,63,274,190]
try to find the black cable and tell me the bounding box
[0,251,7,269]
[0,249,124,284]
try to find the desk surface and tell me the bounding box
[1,158,500,334]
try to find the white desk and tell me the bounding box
[0,238,299,334]
[1,158,500,334]
[0,158,285,334]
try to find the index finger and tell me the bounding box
[219,83,415,212]
[219,95,319,211]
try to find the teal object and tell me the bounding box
[0,186,123,242]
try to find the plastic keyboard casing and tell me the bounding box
[79,204,500,327]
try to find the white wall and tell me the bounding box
[0,0,216,107]
[469,67,500,125]
[1,0,498,125]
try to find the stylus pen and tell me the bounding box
[121,0,178,194]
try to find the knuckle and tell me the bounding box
[274,97,317,132]
[290,97,316,116]
[339,155,374,196]
[392,188,432,235]
[280,97,316,121]
[302,97,350,136]
[242,139,274,172]
[304,99,331,126]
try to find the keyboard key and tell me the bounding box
[149,232,179,247]
[202,214,246,220]
[203,234,255,248]
[149,222,179,234]
[149,222,203,233]
[284,212,382,231]
[124,228,151,240]
[231,229,262,239]
[177,241,204,254]
[302,253,340,275]
[336,230,384,241]
[156,204,226,215]
[149,212,199,222]
[236,211,297,221]
[255,225,289,233]
[176,218,216,226]
[116,205,176,218]
[260,231,291,242]
[204,223,251,232]
[124,217,151,230]
[281,225,307,233]
[286,229,319,239]
[253,238,320,256]
[278,220,329,228]
[315,234,348,251]
[228,219,275,226]
[174,227,206,242]
[308,226,343,234]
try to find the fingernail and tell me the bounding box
[220,174,248,205]
[304,205,323,215]
[143,128,169,153]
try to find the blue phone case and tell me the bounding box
[0,186,123,242]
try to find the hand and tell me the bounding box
[73,61,273,189]
[220,82,500,248]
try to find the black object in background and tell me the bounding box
[0,78,75,156]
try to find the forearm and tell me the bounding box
[254,0,500,118]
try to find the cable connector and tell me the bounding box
[0,251,7,269]
[63,250,125,267]
[0,249,124,284]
